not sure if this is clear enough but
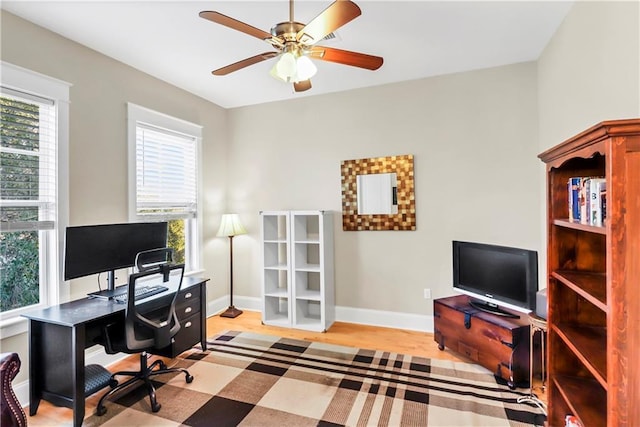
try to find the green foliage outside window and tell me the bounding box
[0,231,40,312]
[1,96,42,313]
[167,219,185,264]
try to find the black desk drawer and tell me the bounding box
[154,312,201,358]
[177,286,200,312]
[173,312,201,355]
[176,287,200,321]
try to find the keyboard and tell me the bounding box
[113,285,168,303]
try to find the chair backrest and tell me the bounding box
[124,263,185,351]
[135,247,174,272]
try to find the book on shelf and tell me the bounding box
[579,178,589,224]
[588,178,606,226]
[601,188,607,226]
[567,176,606,226]
[568,177,581,222]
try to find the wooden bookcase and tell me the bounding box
[538,119,640,427]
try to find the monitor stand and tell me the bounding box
[87,270,126,300]
[87,285,127,300]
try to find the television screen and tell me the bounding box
[452,240,538,316]
[64,222,168,282]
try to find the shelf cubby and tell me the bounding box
[294,270,321,301]
[553,375,607,427]
[263,269,289,297]
[263,295,290,327]
[551,270,607,311]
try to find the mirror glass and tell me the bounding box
[356,173,398,215]
[341,155,415,231]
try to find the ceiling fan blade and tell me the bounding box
[294,80,312,92]
[212,52,279,76]
[309,46,383,70]
[199,11,273,41]
[296,0,361,45]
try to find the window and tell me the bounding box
[127,103,202,274]
[0,62,70,325]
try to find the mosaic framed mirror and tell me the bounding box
[341,154,416,231]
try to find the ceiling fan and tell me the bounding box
[199,0,383,92]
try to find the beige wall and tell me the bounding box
[228,62,541,314]
[538,0,640,150]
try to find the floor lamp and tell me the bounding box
[217,214,247,318]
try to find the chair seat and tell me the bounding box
[85,364,113,396]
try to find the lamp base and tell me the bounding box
[220,306,243,318]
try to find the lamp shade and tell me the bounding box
[216,214,247,237]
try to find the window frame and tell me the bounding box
[126,102,203,275]
[0,61,70,337]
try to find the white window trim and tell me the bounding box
[126,102,203,274]
[0,61,71,338]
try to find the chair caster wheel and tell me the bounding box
[109,378,119,388]
[507,381,516,390]
[152,402,161,412]
[438,343,445,351]
[186,374,194,383]
[96,406,107,416]
[159,361,168,370]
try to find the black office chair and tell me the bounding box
[96,261,193,415]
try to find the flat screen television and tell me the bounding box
[64,222,168,298]
[452,240,538,317]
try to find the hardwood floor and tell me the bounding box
[26,310,546,425]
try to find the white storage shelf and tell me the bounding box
[261,210,334,331]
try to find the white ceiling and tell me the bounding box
[2,1,574,109]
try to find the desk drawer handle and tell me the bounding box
[184,292,192,299]
[184,307,192,314]
[185,321,192,328]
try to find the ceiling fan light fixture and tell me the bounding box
[276,51,297,81]
[270,52,317,83]
[296,55,317,81]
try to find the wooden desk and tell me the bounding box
[23,276,208,427]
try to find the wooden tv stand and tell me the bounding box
[433,295,530,388]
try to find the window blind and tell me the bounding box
[0,87,56,232]
[135,122,197,219]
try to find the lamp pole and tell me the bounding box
[220,234,242,318]
[217,213,246,318]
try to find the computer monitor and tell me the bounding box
[64,222,168,298]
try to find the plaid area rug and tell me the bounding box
[85,331,546,426]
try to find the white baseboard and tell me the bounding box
[16,295,434,410]
[209,295,434,332]
[335,305,434,332]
